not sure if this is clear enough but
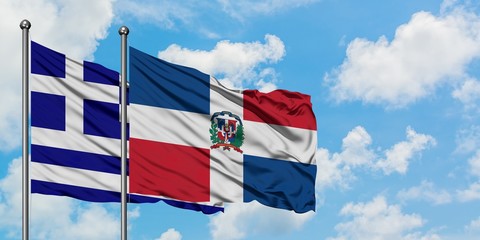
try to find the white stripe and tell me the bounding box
[243,121,317,164]
[31,57,121,157]
[31,162,120,192]
[32,127,121,157]
[32,59,119,144]
[30,58,118,103]
[209,77,244,203]
[129,104,210,149]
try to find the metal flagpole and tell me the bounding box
[20,19,31,240]
[119,25,129,240]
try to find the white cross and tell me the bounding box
[30,57,121,157]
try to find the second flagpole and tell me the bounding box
[20,19,31,240]
[119,26,129,240]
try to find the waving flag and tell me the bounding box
[30,41,123,202]
[129,47,317,213]
[29,41,222,214]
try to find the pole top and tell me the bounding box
[19,19,31,30]
[119,26,129,36]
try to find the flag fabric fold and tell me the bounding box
[30,41,123,202]
[30,41,222,214]
[129,47,317,213]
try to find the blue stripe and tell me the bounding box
[31,41,65,78]
[129,47,210,114]
[243,155,317,213]
[31,180,223,214]
[83,61,119,86]
[32,179,120,202]
[31,144,123,175]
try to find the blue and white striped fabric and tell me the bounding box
[30,41,222,214]
[30,41,123,202]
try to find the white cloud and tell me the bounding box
[397,180,452,205]
[456,149,480,202]
[47,204,119,240]
[403,232,442,240]
[115,1,320,38]
[328,196,431,240]
[375,127,436,175]
[339,126,376,167]
[209,202,314,240]
[0,0,115,151]
[455,125,480,154]
[255,79,277,93]
[315,126,375,190]
[465,216,480,233]
[155,228,182,240]
[217,0,319,21]
[316,126,436,191]
[254,68,279,92]
[457,182,480,202]
[158,34,285,90]
[9,0,115,60]
[436,216,480,240]
[0,158,24,231]
[440,0,459,13]
[128,206,141,219]
[315,147,352,191]
[452,78,480,111]
[468,150,480,178]
[115,0,195,29]
[438,216,480,240]
[326,8,480,108]
[0,158,120,239]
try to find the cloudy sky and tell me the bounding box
[1,0,480,239]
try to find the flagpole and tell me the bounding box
[20,19,31,240]
[119,25,129,240]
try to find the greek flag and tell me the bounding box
[30,41,123,202]
[30,41,222,214]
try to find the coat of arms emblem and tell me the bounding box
[209,111,244,153]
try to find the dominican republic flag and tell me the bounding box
[30,41,222,214]
[129,47,317,213]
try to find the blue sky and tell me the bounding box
[1,0,480,239]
